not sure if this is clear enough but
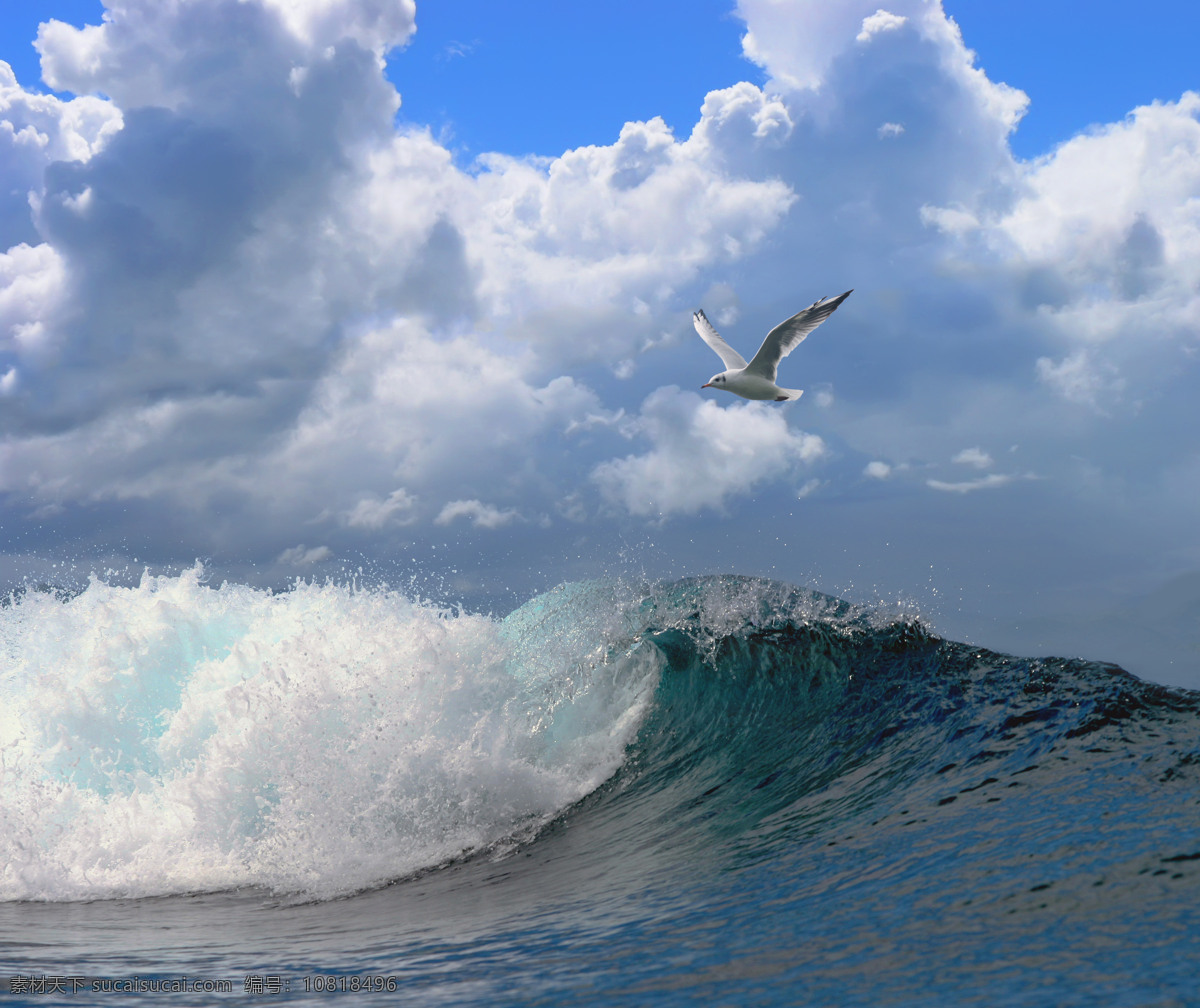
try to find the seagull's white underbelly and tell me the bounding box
[726,372,784,400]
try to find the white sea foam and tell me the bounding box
[0,567,659,901]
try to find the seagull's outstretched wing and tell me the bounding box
[693,309,747,371]
[744,290,853,380]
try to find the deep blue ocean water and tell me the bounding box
[2,571,1199,1005]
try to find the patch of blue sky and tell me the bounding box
[945,0,1200,160]
[388,0,755,161]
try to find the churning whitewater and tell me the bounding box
[0,568,659,901]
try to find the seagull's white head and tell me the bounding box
[702,372,732,391]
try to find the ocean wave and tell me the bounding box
[3,568,1196,904]
[610,576,1200,864]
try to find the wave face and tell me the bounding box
[3,568,1199,920]
[541,575,1200,875]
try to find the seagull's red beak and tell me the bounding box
[701,383,713,389]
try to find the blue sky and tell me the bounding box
[5,1,1199,160]
[1,0,1199,686]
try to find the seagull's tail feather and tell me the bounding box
[775,388,804,402]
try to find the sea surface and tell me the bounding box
[2,569,1199,1006]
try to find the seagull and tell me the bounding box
[694,290,852,402]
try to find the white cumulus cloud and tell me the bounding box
[343,488,418,530]
[277,544,332,566]
[953,447,993,469]
[434,499,519,529]
[591,387,825,517]
[857,10,908,42]
[927,473,1032,494]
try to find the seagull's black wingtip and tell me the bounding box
[817,289,853,308]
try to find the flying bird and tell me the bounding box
[694,290,852,401]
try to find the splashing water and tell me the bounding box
[0,567,660,901]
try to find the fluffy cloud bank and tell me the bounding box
[2,0,1199,682]
[592,387,825,517]
[0,0,798,535]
